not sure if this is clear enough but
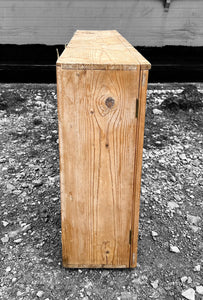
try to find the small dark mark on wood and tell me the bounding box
[164,0,171,11]
[105,143,109,148]
[105,97,115,108]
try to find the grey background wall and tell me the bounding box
[0,0,203,46]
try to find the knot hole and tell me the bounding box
[105,97,115,109]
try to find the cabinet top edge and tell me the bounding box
[56,63,149,71]
[56,30,151,70]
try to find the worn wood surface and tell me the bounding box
[57,30,150,268]
[130,69,149,267]
[0,0,202,46]
[57,67,140,267]
[57,30,151,70]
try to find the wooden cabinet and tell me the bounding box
[56,30,151,268]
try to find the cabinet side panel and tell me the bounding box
[130,69,149,268]
[57,67,139,267]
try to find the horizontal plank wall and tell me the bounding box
[0,0,203,46]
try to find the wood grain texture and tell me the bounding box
[57,66,140,267]
[57,30,151,70]
[0,0,203,46]
[130,69,149,268]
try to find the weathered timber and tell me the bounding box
[1,0,202,46]
[57,30,150,268]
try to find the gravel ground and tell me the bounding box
[0,83,202,300]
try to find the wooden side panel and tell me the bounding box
[57,66,140,267]
[0,0,203,46]
[130,69,149,268]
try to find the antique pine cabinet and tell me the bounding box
[56,30,151,268]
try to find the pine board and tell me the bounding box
[57,67,140,267]
[130,69,149,267]
[57,30,151,70]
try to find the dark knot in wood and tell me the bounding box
[105,97,115,109]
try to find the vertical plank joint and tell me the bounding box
[129,230,132,245]
[135,98,139,118]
